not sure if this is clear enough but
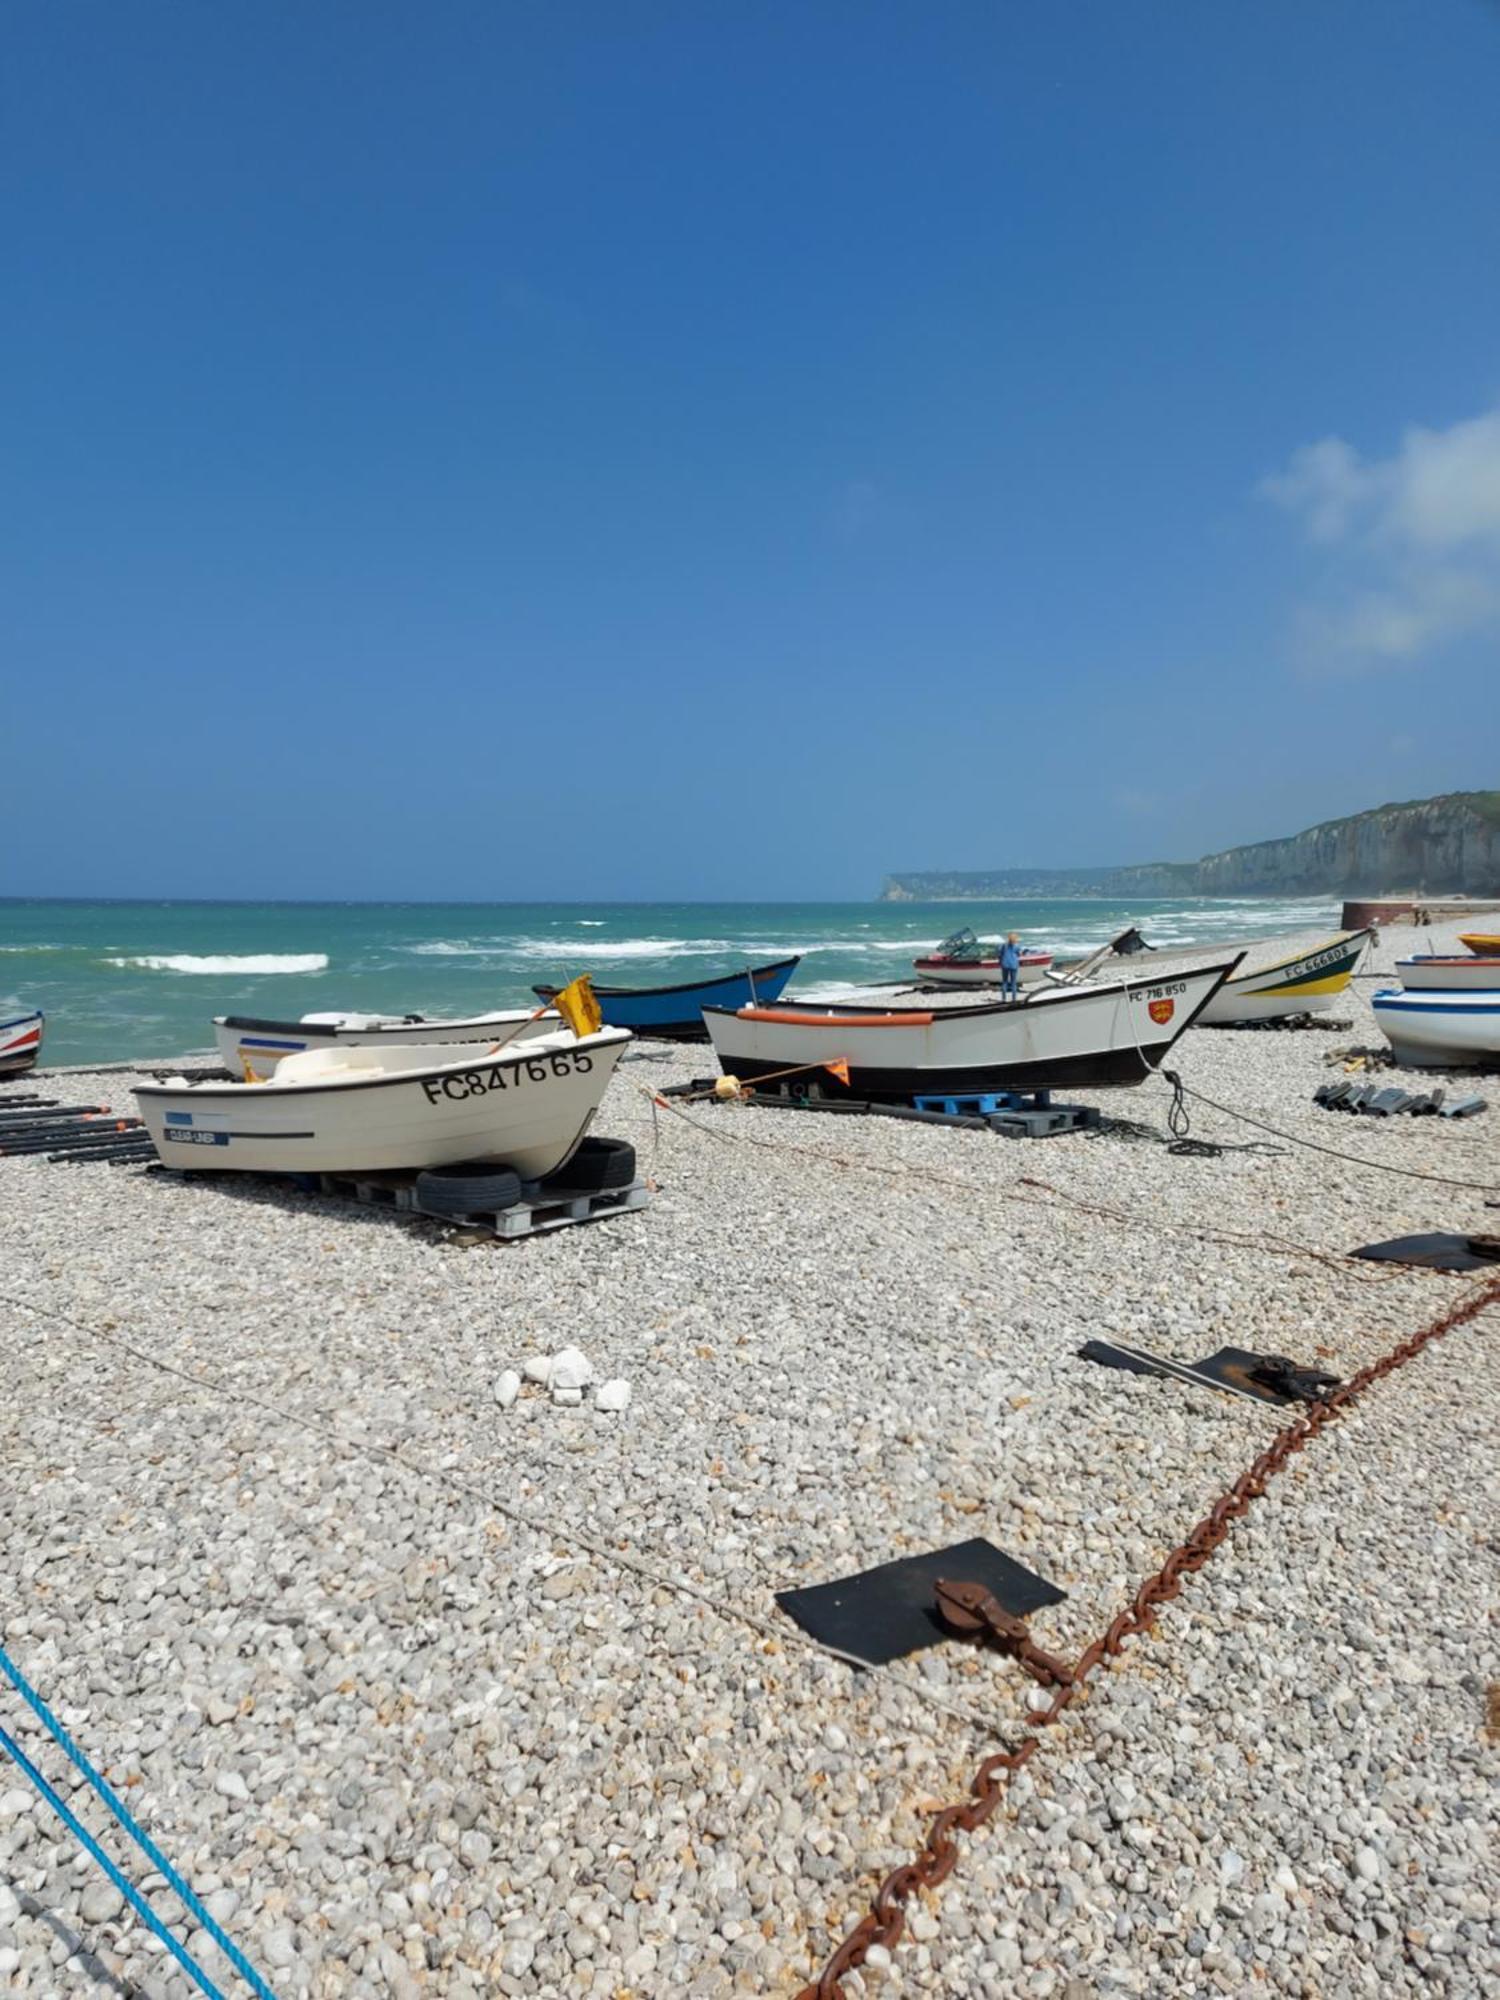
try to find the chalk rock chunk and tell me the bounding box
[550,1345,595,1386]
[522,1354,554,1386]
[551,1382,584,1407]
[596,1379,632,1412]
[493,1369,521,1409]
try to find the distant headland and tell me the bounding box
[879,791,1500,901]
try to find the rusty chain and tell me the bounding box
[795,1271,1500,1999]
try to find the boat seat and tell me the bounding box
[271,1047,369,1085]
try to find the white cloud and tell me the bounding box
[1261,404,1500,666]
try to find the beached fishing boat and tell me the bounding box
[702,958,1242,1100]
[532,956,800,1041]
[1395,955,1500,991]
[214,1007,555,1081]
[911,930,1053,988]
[1458,933,1500,956]
[136,1027,630,1175]
[1371,989,1500,1069]
[0,1010,44,1076]
[1197,930,1372,1025]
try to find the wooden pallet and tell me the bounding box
[314,1169,651,1240]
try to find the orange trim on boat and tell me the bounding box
[738,1008,934,1028]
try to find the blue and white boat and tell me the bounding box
[1372,988,1500,1069]
[0,1009,44,1076]
[534,956,801,1042]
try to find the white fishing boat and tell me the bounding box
[912,929,1052,988]
[214,1007,556,1080]
[1197,930,1372,1025]
[136,1027,630,1175]
[1394,954,1500,991]
[702,957,1242,1100]
[1371,990,1500,1069]
[0,1010,44,1076]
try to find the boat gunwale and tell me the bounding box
[703,956,1244,1027]
[137,1028,631,1101]
[215,1008,532,1038]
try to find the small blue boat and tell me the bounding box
[533,956,801,1042]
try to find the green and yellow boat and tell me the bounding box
[1198,930,1372,1025]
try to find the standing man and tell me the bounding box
[999,931,1022,1002]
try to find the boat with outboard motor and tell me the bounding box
[215,1007,556,1081]
[701,957,1242,1101]
[911,929,1052,988]
[137,1026,631,1175]
[1371,989,1500,1069]
[533,956,800,1041]
[1197,930,1372,1025]
[0,1010,44,1076]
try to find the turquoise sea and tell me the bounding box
[0,897,1342,1067]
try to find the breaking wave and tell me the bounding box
[107,953,330,976]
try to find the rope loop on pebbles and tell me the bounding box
[0,1641,277,2000]
[1159,1070,1500,1194]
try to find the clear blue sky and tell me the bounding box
[5,2,1498,899]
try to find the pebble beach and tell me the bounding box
[1,920,1497,1998]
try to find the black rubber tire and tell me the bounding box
[414,1162,523,1217]
[539,1136,636,1194]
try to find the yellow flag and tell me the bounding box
[824,1058,851,1087]
[550,973,603,1038]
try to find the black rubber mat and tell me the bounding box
[776,1538,1065,1667]
[1352,1232,1500,1273]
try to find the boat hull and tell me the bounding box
[1371,991,1500,1069]
[911,953,1052,988]
[1198,931,1371,1025]
[533,956,800,1041]
[136,1029,630,1175]
[0,1011,44,1076]
[702,960,1240,1101]
[215,1008,554,1080]
[1397,956,1500,990]
[1459,933,1500,956]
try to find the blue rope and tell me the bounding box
[0,1721,226,1998]
[0,1640,277,1999]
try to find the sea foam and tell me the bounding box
[108,953,330,976]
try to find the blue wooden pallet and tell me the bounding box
[913,1088,1053,1117]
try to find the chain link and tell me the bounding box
[795,1272,1500,1999]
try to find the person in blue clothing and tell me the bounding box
[998,931,1022,1001]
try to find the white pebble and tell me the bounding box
[493,1369,521,1408]
[522,1354,554,1385]
[595,1378,632,1412]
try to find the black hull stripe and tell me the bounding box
[723,1044,1169,1099]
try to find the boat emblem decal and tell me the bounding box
[1148,997,1175,1025]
